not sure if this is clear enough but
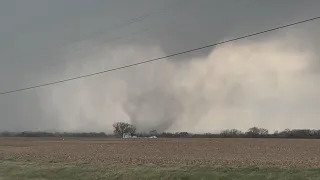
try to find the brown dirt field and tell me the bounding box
[1,138,320,168]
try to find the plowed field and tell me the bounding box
[1,138,320,168]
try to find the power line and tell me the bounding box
[1,16,320,95]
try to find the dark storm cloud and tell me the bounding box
[0,0,320,132]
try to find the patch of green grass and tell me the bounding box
[0,161,320,180]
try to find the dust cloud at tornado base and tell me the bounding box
[41,30,320,133]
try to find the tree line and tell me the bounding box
[1,122,320,139]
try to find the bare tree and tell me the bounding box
[112,122,136,137]
[220,129,243,137]
[279,129,292,137]
[246,127,260,137]
[258,128,269,136]
[220,129,230,137]
[230,129,242,136]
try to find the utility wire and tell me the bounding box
[1,16,320,95]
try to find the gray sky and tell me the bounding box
[1,0,320,132]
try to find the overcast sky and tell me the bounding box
[1,0,320,132]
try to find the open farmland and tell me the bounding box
[2,138,320,179]
[1,138,320,168]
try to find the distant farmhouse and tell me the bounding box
[122,133,137,139]
[122,133,157,139]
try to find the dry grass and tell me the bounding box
[1,138,320,168]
